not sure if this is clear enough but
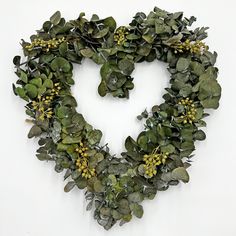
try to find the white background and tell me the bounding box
[0,0,236,235]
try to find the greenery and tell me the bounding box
[13,7,221,230]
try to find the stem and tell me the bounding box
[152,146,160,154]
[18,56,38,67]
[95,23,108,62]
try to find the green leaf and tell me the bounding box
[59,42,68,56]
[36,153,52,161]
[20,70,28,83]
[95,153,104,162]
[193,130,206,141]
[154,7,169,18]
[87,129,102,146]
[161,144,175,153]
[62,95,77,107]
[126,34,140,40]
[30,77,42,87]
[138,164,145,176]
[39,54,55,63]
[56,106,72,119]
[137,44,151,56]
[100,62,113,80]
[93,27,109,38]
[98,80,107,97]
[28,125,42,138]
[190,61,204,76]
[25,84,38,99]
[43,79,53,88]
[176,58,190,72]
[137,134,148,150]
[106,72,126,90]
[64,181,76,192]
[103,17,116,32]
[118,59,134,75]
[50,11,61,25]
[15,87,28,101]
[181,141,194,151]
[203,51,217,65]
[198,78,221,109]
[111,210,122,220]
[51,120,61,143]
[57,143,68,151]
[94,179,104,192]
[80,48,94,58]
[125,136,137,152]
[172,167,189,183]
[76,177,87,189]
[142,34,155,44]
[43,21,52,32]
[100,207,111,217]
[130,203,143,218]
[128,192,144,203]
[62,136,81,144]
[92,53,106,64]
[179,84,192,97]
[13,56,21,66]
[118,199,130,215]
[200,96,221,109]
[90,14,99,21]
[51,57,71,72]
[155,22,170,34]
[181,129,193,141]
[163,33,183,45]
[108,164,128,175]
[199,67,217,81]
[86,201,93,211]
[161,172,173,182]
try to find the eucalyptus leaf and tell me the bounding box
[87,129,102,146]
[20,70,28,83]
[103,17,116,31]
[28,125,42,138]
[93,27,109,38]
[36,153,52,161]
[50,11,61,25]
[25,84,38,99]
[128,192,144,203]
[176,58,190,72]
[193,130,206,141]
[130,203,143,218]
[64,181,76,192]
[98,80,107,97]
[118,59,134,75]
[172,167,189,183]
[51,57,71,72]
[80,48,94,58]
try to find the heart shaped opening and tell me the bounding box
[72,59,169,155]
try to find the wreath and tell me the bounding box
[13,7,221,230]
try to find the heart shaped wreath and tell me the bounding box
[13,7,221,230]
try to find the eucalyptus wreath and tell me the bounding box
[13,7,221,230]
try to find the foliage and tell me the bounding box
[13,7,221,230]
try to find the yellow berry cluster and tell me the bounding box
[32,83,61,120]
[178,98,197,124]
[75,142,96,179]
[143,148,169,178]
[172,39,208,55]
[114,26,129,45]
[25,37,65,52]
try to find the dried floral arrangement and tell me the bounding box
[13,7,221,230]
